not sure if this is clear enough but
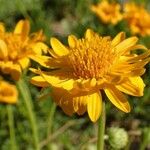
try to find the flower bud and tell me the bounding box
[107,127,128,149]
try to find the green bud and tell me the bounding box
[107,127,128,149]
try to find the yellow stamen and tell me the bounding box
[69,34,116,79]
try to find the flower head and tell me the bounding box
[31,29,149,122]
[0,79,18,104]
[91,0,123,25]
[124,2,150,36]
[0,20,48,80]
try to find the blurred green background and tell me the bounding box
[0,0,150,149]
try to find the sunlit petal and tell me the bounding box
[0,40,8,59]
[50,38,69,56]
[87,92,102,122]
[115,37,138,55]
[31,76,50,87]
[14,20,30,40]
[68,35,77,48]
[18,58,30,70]
[0,80,18,104]
[105,86,131,113]
[111,32,125,47]
[116,77,145,96]
[11,64,22,81]
[73,95,87,115]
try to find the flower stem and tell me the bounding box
[47,102,56,137]
[97,101,106,150]
[17,78,39,150]
[46,102,56,149]
[7,105,17,150]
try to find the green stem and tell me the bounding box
[97,101,106,150]
[140,128,150,150]
[46,102,56,149]
[47,102,56,137]
[7,105,17,150]
[17,78,40,150]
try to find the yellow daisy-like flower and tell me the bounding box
[124,2,150,36]
[91,0,123,25]
[0,20,48,80]
[0,79,18,104]
[31,29,149,122]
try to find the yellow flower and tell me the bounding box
[124,2,150,36]
[0,79,18,104]
[0,20,48,80]
[31,29,149,122]
[91,0,123,25]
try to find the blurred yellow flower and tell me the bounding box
[0,79,18,104]
[91,0,123,25]
[124,2,150,36]
[31,29,149,122]
[0,20,48,80]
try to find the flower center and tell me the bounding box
[69,34,116,79]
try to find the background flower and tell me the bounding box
[91,0,123,25]
[0,79,18,104]
[123,2,150,36]
[0,20,48,80]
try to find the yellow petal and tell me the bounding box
[40,71,63,85]
[59,94,74,116]
[0,95,17,104]
[127,51,150,63]
[73,95,87,115]
[76,78,99,90]
[50,38,69,56]
[11,64,22,81]
[29,55,58,68]
[85,29,95,40]
[1,61,13,74]
[131,44,148,51]
[105,74,124,85]
[90,78,97,87]
[0,23,5,32]
[14,20,30,40]
[112,68,145,77]
[111,32,125,47]
[18,58,30,70]
[128,68,145,77]
[52,89,72,115]
[111,56,148,73]
[116,77,145,96]
[0,81,18,104]
[105,86,131,113]
[41,71,75,91]
[115,36,138,55]
[68,35,77,48]
[30,76,49,87]
[29,68,40,74]
[52,87,70,104]
[87,92,102,122]
[0,40,8,59]
[59,80,75,91]
[48,49,59,58]
[126,58,150,70]
[32,42,48,54]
